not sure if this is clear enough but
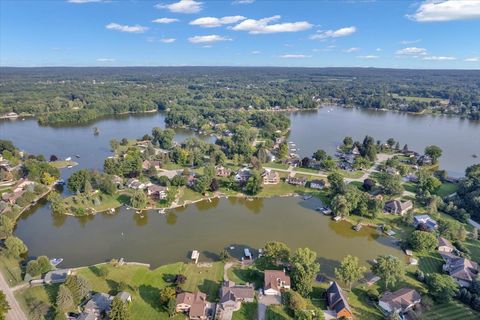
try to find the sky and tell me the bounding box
[1,0,480,69]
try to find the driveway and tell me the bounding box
[257,294,282,320]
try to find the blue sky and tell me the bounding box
[1,0,480,68]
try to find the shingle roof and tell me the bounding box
[380,288,421,312]
[326,281,352,315]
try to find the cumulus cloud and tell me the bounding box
[97,58,115,62]
[232,15,312,34]
[408,0,480,22]
[156,0,202,14]
[465,57,480,62]
[310,26,356,40]
[343,47,360,53]
[152,18,179,24]
[395,47,427,55]
[422,56,457,60]
[106,23,148,33]
[375,48,382,52]
[190,16,246,28]
[188,34,232,44]
[357,55,379,59]
[280,54,311,59]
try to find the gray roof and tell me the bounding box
[326,281,352,315]
[44,269,70,283]
[84,293,112,314]
[116,291,132,303]
[220,282,254,304]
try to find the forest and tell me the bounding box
[0,66,479,125]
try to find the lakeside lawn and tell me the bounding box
[266,305,290,320]
[435,182,458,198]
[264,162,289,170]
[49,160,78,169]
[293,167,319,174]
[63,191,130,213]
[465,239,480,264]
[418,251,443,274]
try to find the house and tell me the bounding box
[442,256,478,287]
[379,288,421,316]
[111,175,123,188]
[219,281,255,311]
[1,190,24,205]
[187,173,197,187]
[142,160,161,171]
[215,166,232,178]
[351,146,360,156]
[404,174,419,183]
[386,167,400,176]
[325,281,353,319]
[115,291,132,303]
[413,215,438,231]
[264,270,291,296]
[83,293,113,317]
[235,168,251,183]
[438,237,455,253]
[176,291,213,320]
[12,179,35,193]
[309,179,325,190]
[262,170,280,185]
[286,176,307,187]
[44,269,71,284]
[265,150,276,162]
[126,178,145,190]
[146,184,168,200]
[384,200,413,215]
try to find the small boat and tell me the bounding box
[229,246,235,250]
[50,258,63,267]
[75,155,80,158]
[65,157,72,161]
[333,216,342,221]
[303,195,312,200]
[56,179,65,185]
[158,209,166,215]
[67,165,73,169]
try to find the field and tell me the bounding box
[391,93,449,104]
[423,301,480,320]
[435,182,459,198]
[232,302,258,320]
[0,256,23,286]
[418,252,443,274]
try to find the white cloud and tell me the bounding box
[423,55,457,60]
[155,0,203,14]
[358,55,379,59]
[251,50,261,54]
[395,47,427,55]
[152,18,179,24]
[310,26,356,40]
[465,57,480,62]
[408,0,480,22]
[232,0,255,4]
[68,0,104,3]
[106,23,149,33]
[280,54,311,59]
[160,38,176,43]
[343,47,360,53]
[232,15,312,34]
[188,35,232,44]
[400,39,421,45]
[97,58,115,62]
[375,48,382,52]
[190,16,246,28]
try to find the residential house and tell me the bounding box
[215,166,232,178]
[176,291,213,320]
[264,270,291,296]
[44,269,71,284]
[325,281,353,319]
[386,167,400,176]
[413,215,438,231]
[116,291,132,303]
[384,200,413,215]
[12,179,34,193]
[235,168,251,183]
[83,293,113,317]
[1,190,25,205]
[126,178,145,190]
[262,170,280,185]
[309,179,325,190]
[111,175,124,189]
[142,160,161,171]
[442,256,478,287]
[438,237,456,253]
[187,173,197,187]
[219,281,255,311]
[146,184,168,200]
[286,176,307,187]
[379,288,421,317]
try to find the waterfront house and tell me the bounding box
[146,184,168,200]
[12,179,34,193]
[379,288,421,317]
[438,237,456,253]
[325,281,353,319]
[142,160,161,171]
[286,176,307,187]
[111,175,124,188]
[309,179,325,190]
[1,190,25,205]
[413,215,438,231]
[235,168,251,183]
[442,255,478,288]
[44,269,71,284]
[83,293,113,317]
[384,200,413,215]
[262,170,280,185]
[264,270,291,296]
[176,291,213,320]
[219,281,255,311]
[126,178,145,190]
[215,166,232,177]
[386,167,400,176]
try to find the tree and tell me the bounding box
[371,255,404,289]
[67,169,91,193]
[417,170,441,194]
[0,215,14,239]
[56,285,74,312]
[290,247,320,297]
[362,178,375,191]
[65,275,91,305]
[343,137,353,146]
[245,171,262,195]
[110,139,120,152]
[0,290,9,320]
[219,249,230,262]
[283,290,307,314]
[26,260,41,277]
[37,256,52,274]
[335,255,367,290]
[386,138,396,149]
[4,236,27,258]
[109,297,131,320]
[193,175,212,194]
[426,273,458,303]
[424,145,442,164]
[410,230,437,253]
[278,143,289,159]
[327,173,346,195]
[159,287,176,306]
[167,297,176,317]
[129,190,147,209]
[377,173,404,196]
[331,195,351,218]
[263,241,290,265]
[313,149,327,161]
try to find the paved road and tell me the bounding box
[258,294,281,320]
[0,272,27,320]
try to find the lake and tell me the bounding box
[2,107,479,272]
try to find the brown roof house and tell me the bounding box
[264,270,291,296]
[146,184,168,200]
[438,237,456,253]
[379,288,421,316]
[384,200,413,215]
[215,166,232,178]
[175,291,214,320]
[142,160,161,171]
[219,281,255,312]
[442,256,479,288]
[286,176,307,187]
[262,170,280,185]
[325,282,353,319]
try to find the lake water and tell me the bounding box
[2,107,479,272]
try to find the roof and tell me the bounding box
[264,270,291,292]
[84,293,112,313]
[326,281,352,315]
[445,257,478,283]
[263,170,279,180]
[147,184,167,192]
[116,291,131,303]
[176,291,206,306]
[438,237,454,249]
[44,269,70,283]
[384,200,413,212]
[220,281,254,304]
[380,288,421,311]
[310,179,324,185]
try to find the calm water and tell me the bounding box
[2,108,479,272]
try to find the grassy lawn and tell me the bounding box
[418,251,443,274]
[0,256,23,286]
[465,239,480,264]
[15,284,59,320]
[435,182,459,198]
[64,191,128,213]
[178,187,204,204]
[424,301,480,320]
[227,265,263,289]
[265,162,289,170]
[391,94,448,104]
[232,302,258,320]
[293,167,319,174]
[181,262,224,301]
[49,160,78,168]
[349,286,384,320]
[339,170,364,179]
[257,183,308,197]
[404,182,417,193]
[266,305,290,320]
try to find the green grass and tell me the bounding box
[178,187,204,204]
[15,284,59,320]
[265,162,289,170]
[63,191,127,213]
[349,286,384,320]
[423,301,480,320]
[465,239,480,264]
[435,182,458,198]
[257,183,308,197]
[49,160,78,168]
[0,256,23,286]
[339,170,365,179]
[266,305,290,320]
[181,262,224,301]
[404,182,417,193]
[391,94,448,104]
[227,265,264,289]
[293,167,319,174]
[232,302,258,320]
[418,252,443,274]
